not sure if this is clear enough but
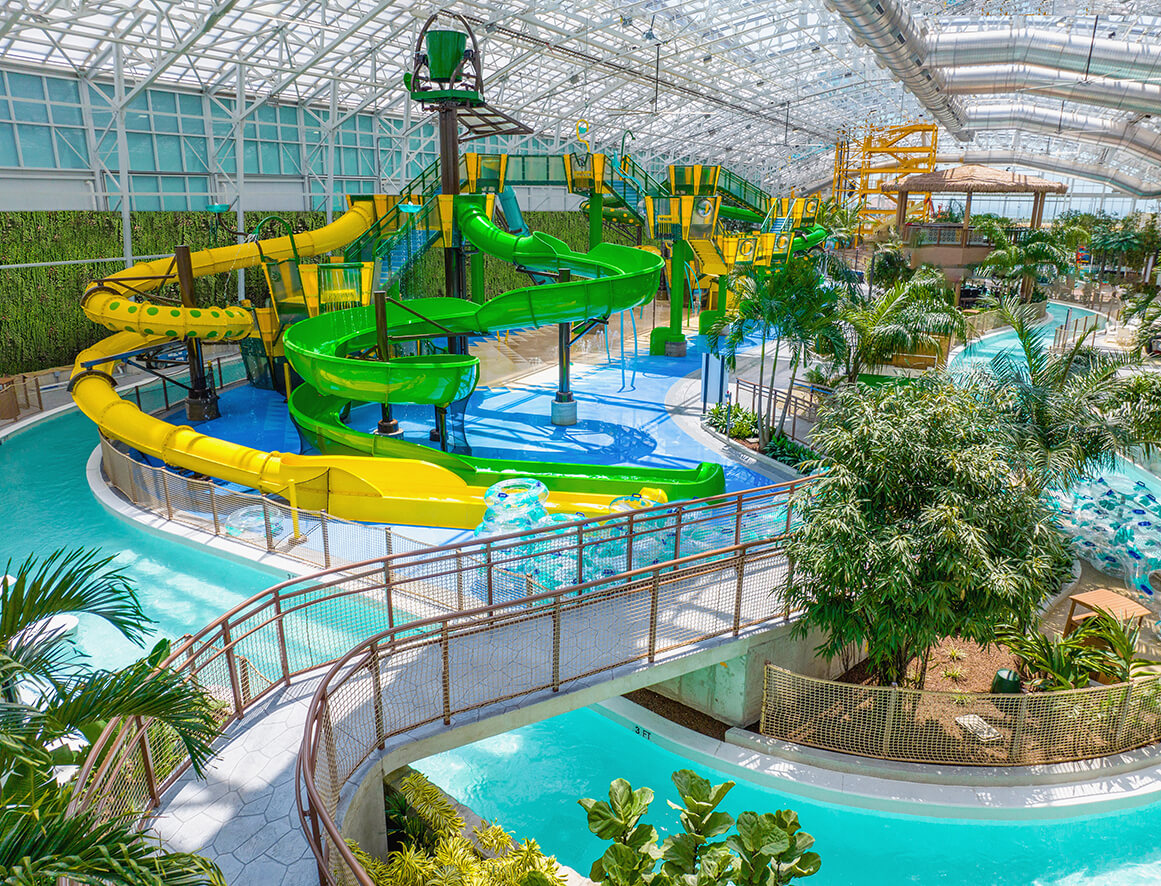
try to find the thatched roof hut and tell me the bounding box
[881,164,1067,195]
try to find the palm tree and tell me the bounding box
[827,265,965,384]
[1,549,224,886]
[816,199,860,248]
[1092,229,1142,283]
[973,296,1142,492]
[708,270,780,444]
[975,218,1074,302]
[773,256,845,436]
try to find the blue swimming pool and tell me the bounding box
[0,408,279,669]
[418,706,1161,886]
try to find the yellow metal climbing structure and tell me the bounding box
[832,123,938,243]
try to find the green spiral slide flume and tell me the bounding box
[281,194,727,502]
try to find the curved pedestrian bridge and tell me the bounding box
[73,481,805,886]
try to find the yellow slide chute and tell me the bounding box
[69,202,632,527]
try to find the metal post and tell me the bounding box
[733,550,745,635]
[626,511,635,571]
[552,596,562,692]
[135,716,162,807]
[552,269,576,426]
[648,569,660,662]
[441,621,452,725]
[175,243,219,422]
[208,480,220,535]
[373,289,399,435]
[221,622,245,719]
[370,642,386,750]
[261,497,275,552]
[882,685,899,757]
[112,47,133,268]
[273,590,291,684]
[161,473,173,520]
[485,541,494,607]
[234,63,246,303]
[320,512,331,567]
[576,524,585,585]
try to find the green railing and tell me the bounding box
[717,166,770,215]
[372,194,443,289]
[343,159,443,263]
[504,153,568,188]
[620,156,670,197]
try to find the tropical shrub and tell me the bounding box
[0,549,224,885]
[350,771,565,886]
[710,255,844,446]
[817,261,964,383]
[580,769,820,886]
[999,612,1151,691]
[972,296,1148,492]
[706,403,760,439]
[784,377,1073,686]
[762,434,817,470]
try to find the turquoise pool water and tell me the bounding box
[0,408,278,669]
[953,303,1161,608]
[418,707,1161,886]
[950,302,1103,372]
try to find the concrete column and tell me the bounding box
[112,47,133,268]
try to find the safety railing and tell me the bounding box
[717,166,771,216]
[732,379,828,447]
[70,478,809,836]
[343,160,442,262]
[761,664,1161,766]
[0,372,44,423]
[298,495,804,886]
[907,223,1035,249]
[99,435,438,572]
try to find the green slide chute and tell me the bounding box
[282,194,727,501]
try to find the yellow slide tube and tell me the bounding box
[69,202,625,527]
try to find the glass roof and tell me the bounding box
[3,1,1160,195]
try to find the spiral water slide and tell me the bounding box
[283,194,725,502]
[70,197,723,528]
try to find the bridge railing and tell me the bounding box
[297,526,801,886]
[70,478,810,831]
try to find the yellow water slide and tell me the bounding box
[69,202,637,527]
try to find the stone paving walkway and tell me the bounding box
[152,677,322,885]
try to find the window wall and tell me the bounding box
[0,65,564,213]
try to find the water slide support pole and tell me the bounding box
[552,268,578,426]
[174,244,219,421]
[438,103,469,356]
[373,288,400,436]
[589,192,604,249]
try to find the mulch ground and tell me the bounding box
[837,638,1020,693]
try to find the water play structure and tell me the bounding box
[67,10,828,531]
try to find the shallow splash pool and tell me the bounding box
[418,707,1161,886]
[951,303,1161,605]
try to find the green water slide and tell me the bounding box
[281,194,726,501]
[288,384,724,500]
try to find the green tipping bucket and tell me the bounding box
[425,30,468,82]
[991,668,1022,694]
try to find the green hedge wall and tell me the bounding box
[0,209,642,374]
[0,210,324,374]
[399,210,642,300]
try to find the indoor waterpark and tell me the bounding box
[6,4,1161,886]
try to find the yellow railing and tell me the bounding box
[761,664,1161,766]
